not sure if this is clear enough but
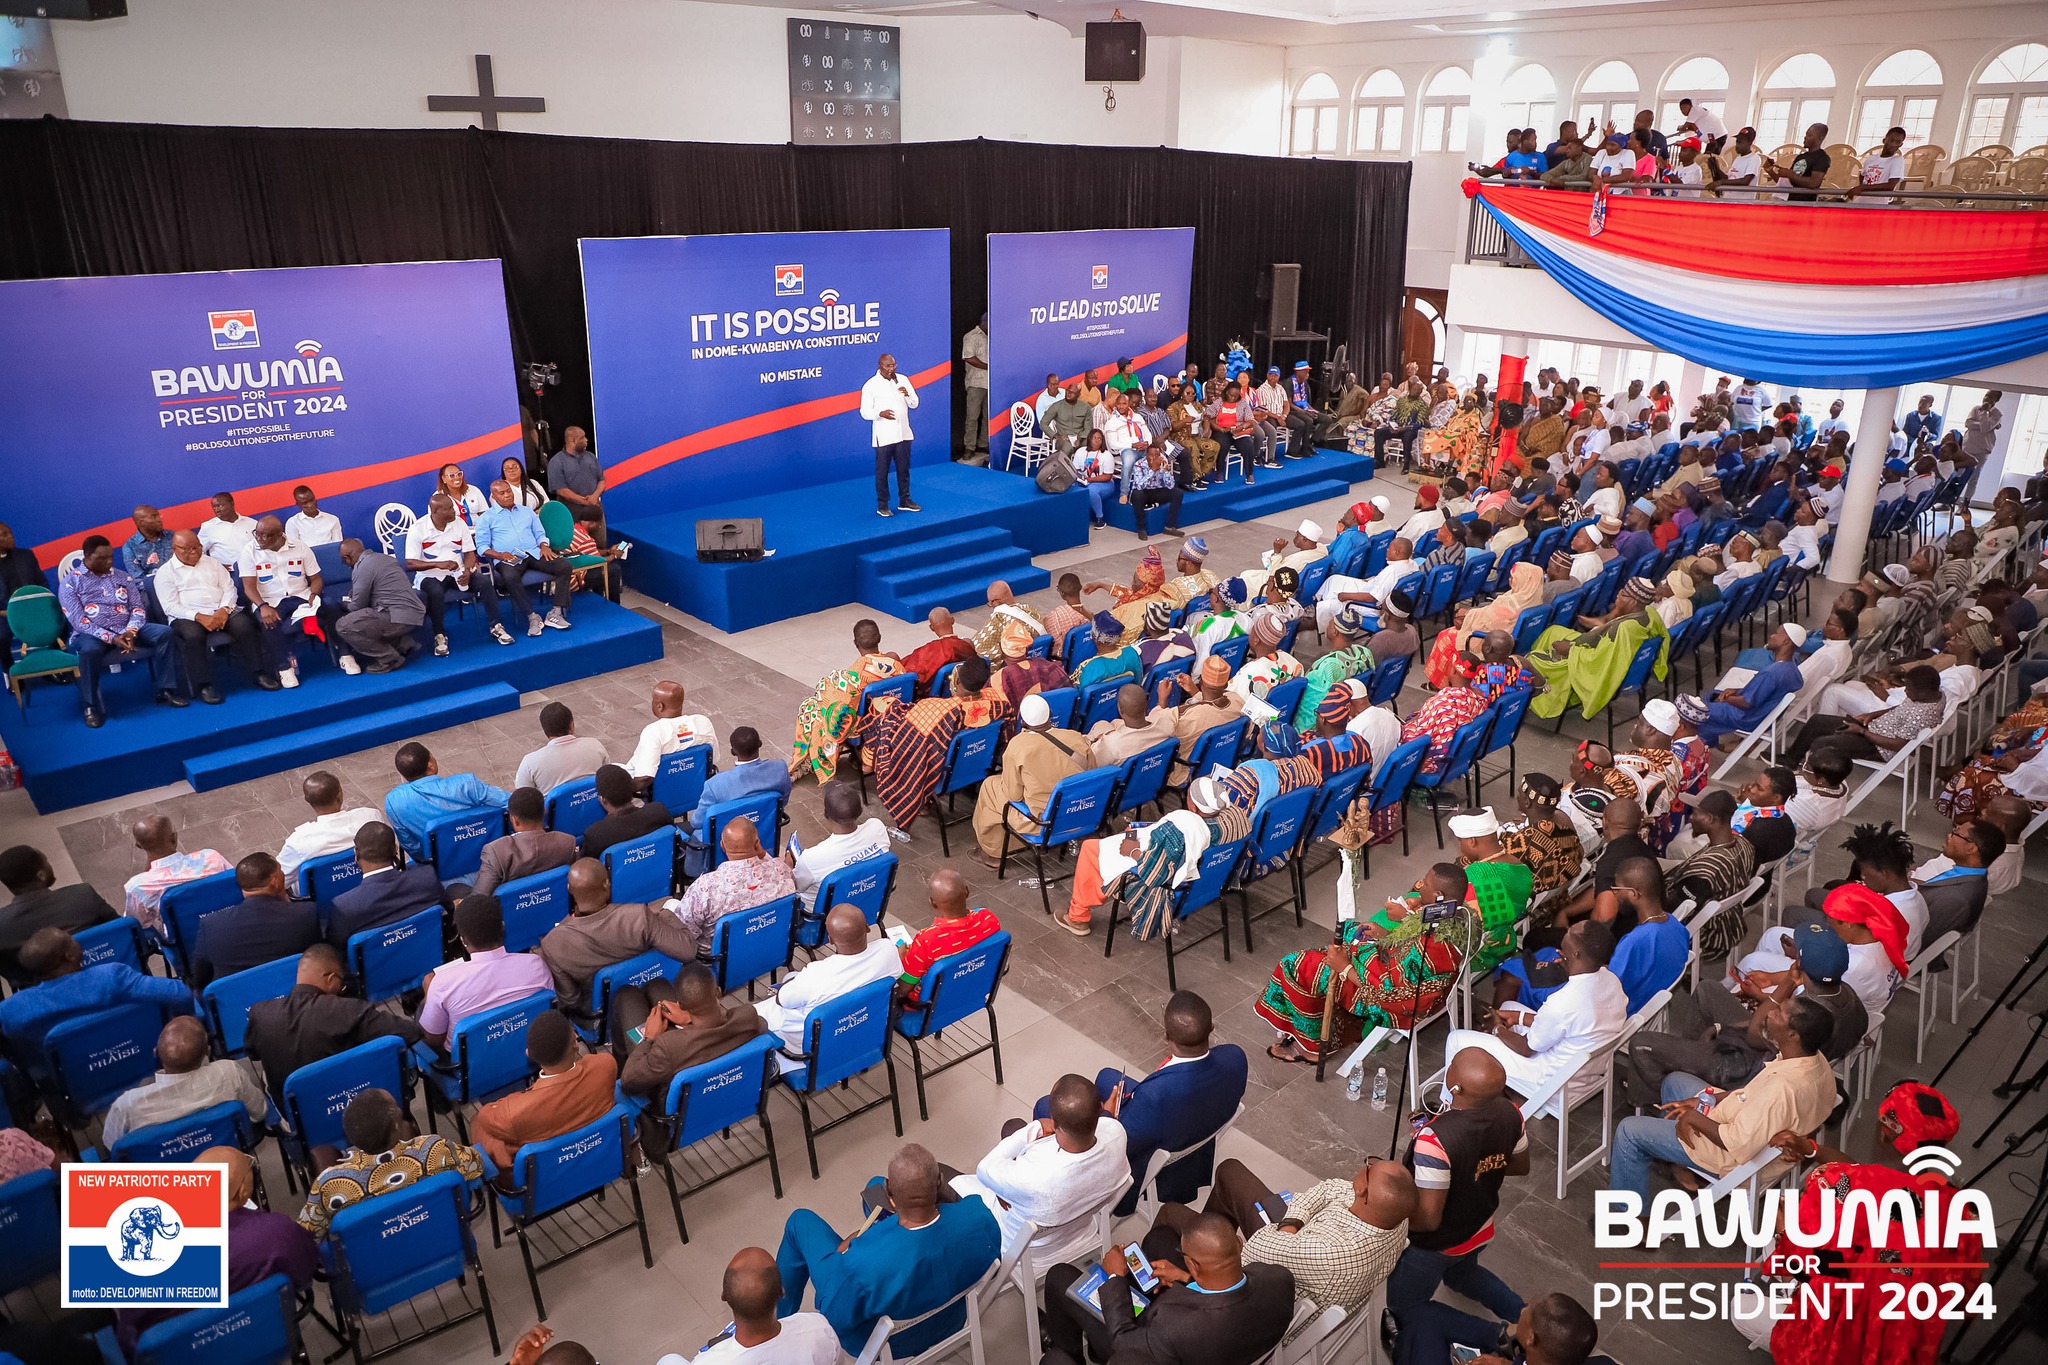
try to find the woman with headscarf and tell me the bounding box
[1743,1082,1981,1364]
[1294,605,1377,730]
[788,618,904,782]
[1090,545,1171,635]
[1528,577,1670,721]
[1422,561,1545,690]
[1398,680,1490,776]
[1071,611,1142,689]
[1760,882,1908,1016]
[1652,568,1695,630]
[866,655,1015,828]
[993,618,1069,708]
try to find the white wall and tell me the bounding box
[48,0,1272,152]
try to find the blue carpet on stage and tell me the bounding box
[1095,446,1375,534]
[0,599,664,814]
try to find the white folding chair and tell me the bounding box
[1679,876,1763,991]
[1767,827,1826,926]
[1131,1103,1245,1226]
[1006,402,1050,478]
[1834,1009,1884,1125]
[373,502,416,556]
[1711,692,1798,781]
[852,1235,1022,1365]
[58,549,84,579]
[992,1181,1127,1353]
[1843,725,1935,825]
[1893,929,1963,1063]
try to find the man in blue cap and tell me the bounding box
[1166,536,1219,608]
[1253,365,1296,462]
[1285,359,1331,456]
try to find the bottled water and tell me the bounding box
[1370,1066,1390,1111]
[1345,1065,1364,1102]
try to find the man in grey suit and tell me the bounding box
[336,538,426,673]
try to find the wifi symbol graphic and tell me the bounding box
[1905,1145,1961,1179]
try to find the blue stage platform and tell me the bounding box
[0,599,665,814]
[1096,446,1375,535]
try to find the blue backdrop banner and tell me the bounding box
[579,229,951,508]
[0,260,521,567]
[985,228,1194,469]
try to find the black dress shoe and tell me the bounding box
[83,707,105,728]
[363,659,404,674]
[254,673,282,691]
[198,685,223,705]
[155,690,189,709]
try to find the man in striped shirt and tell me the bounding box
[895,869,1000,1004]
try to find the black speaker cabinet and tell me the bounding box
[1084,22,1145,83]
[1264,263,1301,335]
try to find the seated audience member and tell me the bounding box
[1041,1211,1295,1365]
[1730,766,1799,868]
[970,579,1049,663]
[1145,1157,1414,1322]
[237,514,339,686]
[1071,611,1143,690]
[475,477,575,635]
[404,491,509,652]
[61,532,183,725]
[0,847,116,981]
[612,961,767,1103]
[971,693,1095,867]
[959,1073,1131,1257]
[867,654,1016,829]
[189,852,320,990]
[325,821,453,947]
[157,528,276,700]
[774,1143,1001,1358]
[516,702,609,793]
[625,680,716,793]
[1609,997,1835,1203]
[755,904,900,1068]
[383,742,509,864]
[469,1008,619,1173]
[1405,1292,1608,1365]
[1088,684,1170,766]
[472,786,578,896]
[672,816,796,953]
[896,869,1001,1003]
[788,618,905,784]
[245,945,423,1108]
[1913,819,2002,945]
[334,536,427,675]
[538,859,698,1027]
[578,763,674,860]
[122,815,230,935]
[197,490,257,563]
[1149,655,1246,758]
[1368,589,1421,663]
[1759,882,1909,1019]
[1785,821,1928,959]
[1499,858,1682,1013]
[101,1015,267,1146]
[995,619,1069,706]
[285,485,343,546]
[1191,576,1251,662]
[122,505,171,581]
[0,927,191,1055]
[1697,625,1806,745]
[788,780,892,909]
[1226,611,1303,701]
[277,771,380,884]
[900,607,977,695]
[686,727,792,877]
[1667,791,1757,959]
[1786,663,1946,769]
[417,895,555,1051]
[1389,1050,1529,1348]
[113,1147,319,1359]
[1783,751,1852,838]
[1443,921,1629,1105]
[297,1087,483,1238]
[662,1248,840,1365]
[1092,546,1175,638]
[1059,776,1250,939]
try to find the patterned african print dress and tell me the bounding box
[788,652,904,782]
[1125,807,1252,942]
[1398,687,1489,775]
[1936,697,2048,820]
[1255,904,1477,1061]
[866,687,1015,828]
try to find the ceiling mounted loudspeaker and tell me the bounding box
[0,1,127,17]
[1084,21,1145,84]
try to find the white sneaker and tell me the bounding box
[527,614,545,638]
[433,633,450,657]
[544,609,571,630]
[278,667,300,689]
[338,655,362,676]
[489,623,513,646]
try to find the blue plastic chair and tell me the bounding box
[1111,737,1181,819]
[280,1034,412,1179]
[414,989,555,1142]
[1059,623,1094,674]
[895,931,1011,1121]
[927,720,1002,856]
[1362,528,1397,577]
[1411,529,1440,559]
[1455,551,1497,603]
[1666,601,1727,696]
[1473,684,1535,798]
[543,776,603,838]
[1488,539,1531,594]
[498,865,573,952]
[645,1032,783,1241]
[601,826,679,905]
[997,766,1120,916]
[584,950,683,1045]
[1411,712,1493,849]
[325,1170,498,1361]
[1604,637,1666,745]
[75,916,149,973]
[844,673,918,797]
[298,847,363,911]
[0,1169,59,1299]
[706,894,797,996]
[1300,762,1371,847]
[705,788,786,865]
[1207,634,1250,676]
[1363,734,1433,868]
[651,744,715,815]
[203,955,297,1057]
[1170,716,1248,803]
[776,976,902,1178]
[1546,588,1584,631]
[800,851,898,948]
[499,1102,650,1319]
[1026,633,1053,659]
[1511,604,1550,653]
[1077,678,1127,732]
[1368,654,1411,705]
[1296,558,1333,609]
[158,868,241,976]
[1262,676,1308,726]
[43,1003,181,1125]
[133,1272,300,1365]
[1141,654,1195,703]
[1416,562,1460,625]
[1102,836,1245,992]
[1226,784,1319,947]
[1527,525,1565,568]
[1033,685,1080,731]
[427,807,506,885]
[347,906,443,1002]
[929,660,960,700]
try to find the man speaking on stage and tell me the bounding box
[861,352,922,518]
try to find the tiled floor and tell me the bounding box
[3,466,2043,1365]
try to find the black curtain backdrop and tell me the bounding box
[0,118,1409,449]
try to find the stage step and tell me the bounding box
[857,537,1049,621]
[1214,476,1359,523]
[182,682,522,792]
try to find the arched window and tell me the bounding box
[1498,63,1556,143]
[1854,49,1941,148]
[1575,60,1639,145]
[1967,43,2048,152]
[1660,56,1729,133]
[1289,72,1340,155]
[1353,68,1406,154]
[1756,52,1836,151]
[1419,66,1471,153]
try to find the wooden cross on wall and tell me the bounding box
[427,54,545,131]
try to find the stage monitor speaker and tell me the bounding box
[696,517,766,563]
[0,1,126,17]
[1084,22,1146,83]
[1263,263,1301,335]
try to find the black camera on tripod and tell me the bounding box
[522,360,559,391]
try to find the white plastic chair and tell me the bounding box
[1151,373,1171,395]
[852,1232,1024,1365]
[989,1182,1127,1353]
[1280,1280,1388,1365]
[1131,1103,1245,1226]
[1842,725,1935,825]
[1892,929,1963,1063]
[373,502,416,556]
[1711,692,1798,780]
[1006,402,1050,478]
[57,549,84,580]
[1834,1009,1884,1125]
[1679,876,1764,991]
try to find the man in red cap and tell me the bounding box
[1809,464,1845,527]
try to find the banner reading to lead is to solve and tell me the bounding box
[0,260,521,567]
[580,229,951,509]
[986,228,1193,470]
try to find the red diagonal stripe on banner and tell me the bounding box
[607,360,954,488]
[31,423,523,564]
[987,332,1192,435]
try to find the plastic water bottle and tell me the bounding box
[1370,1066,1390,1111]
[1345,1065,1364,1102]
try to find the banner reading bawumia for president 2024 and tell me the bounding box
[986,227,1194,470]
[579,229,951,507]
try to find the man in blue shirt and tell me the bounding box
[122,506,173,582]
[1698,624,1806,745]
[58,535,184,727]
[475,479,574,637]
[0,926,192,1053]
[382,741,509,863]
[686,726,792,876]
[1902,394,1943,451]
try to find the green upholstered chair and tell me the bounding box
[6,586,77,709]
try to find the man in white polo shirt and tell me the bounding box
[403,492,507,655]
[237,515,335,689]
[860,352,921,519]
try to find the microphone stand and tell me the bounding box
[1385,899,1474,1160]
